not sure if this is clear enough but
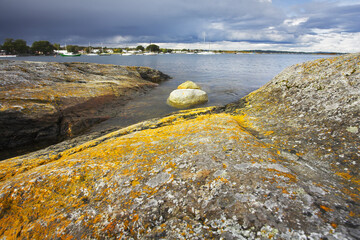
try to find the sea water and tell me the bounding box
[14,53,333,131]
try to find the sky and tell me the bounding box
[0,0,360,52]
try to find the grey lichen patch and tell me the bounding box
[346,126,359,134]
[146,172,172,188]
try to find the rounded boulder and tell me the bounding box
[167,89,208,108]
[177,81,201,90]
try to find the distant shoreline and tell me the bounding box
[0,50,345,58]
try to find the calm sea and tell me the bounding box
[14,53,333,131]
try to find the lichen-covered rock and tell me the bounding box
[0,53,359,239]
[177,80,201,89]
[167,89,208,108]
[0,60,170,158]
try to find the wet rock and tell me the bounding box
[0,53,359,239]
[0,60,170,159]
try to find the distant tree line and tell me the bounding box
[0,38,58,55]
[1,38,176,56]
[1,38,343,56]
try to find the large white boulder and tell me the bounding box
[167,89,208,108]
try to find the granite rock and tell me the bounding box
[167,89,208,108]
[0,53,359,239]
[0,60,170,158]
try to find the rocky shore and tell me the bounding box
[0,60,170,159]
[0,53,359,239]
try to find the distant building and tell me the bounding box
[54,50,68,54]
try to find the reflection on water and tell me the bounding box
[14,54,332,131]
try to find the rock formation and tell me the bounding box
[0,53,359,239]
[0,60,170,159]
[167,81,208,108]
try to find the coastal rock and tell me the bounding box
[167,89,208,108]
[0,53,359,239]
[0,60,170,159]
[177,80,201,89]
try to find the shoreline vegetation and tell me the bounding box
[0,38,344,56]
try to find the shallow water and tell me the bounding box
[14,53,333,130]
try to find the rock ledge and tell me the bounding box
[0,60,170,159]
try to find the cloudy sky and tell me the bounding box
[1,0,359,52]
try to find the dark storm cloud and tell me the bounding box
[0,0,359,52]
[0,0,283,45]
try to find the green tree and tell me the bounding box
[161,48,172,53]
[136,45,145,51]
[2,38,15,54]
[13,39,28,54]
[31,41,54,55]
[53,43,60,50]
[66,45,79,53]
[146,44,160,52]
[113,48,122,53]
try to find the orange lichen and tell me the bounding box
[132,214,139,222]
[320,205,334,212]
[266,168,298,183]
[335,172,360,185]
[0,111,252,238]
[213,176,229,184]
[2,58,359,239]
[132,180,140,186]
[264,131,274,136]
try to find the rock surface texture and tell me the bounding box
[0,54,359,239]
[0,60,170,158]
[167,81,208,108]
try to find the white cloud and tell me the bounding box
[296,31,360,52]
[143,30,360,53]
[210,22,226,31]
[110,35,133,44]
[336,0,360,6]
[228,29,293,42]
[283,17,309,27]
